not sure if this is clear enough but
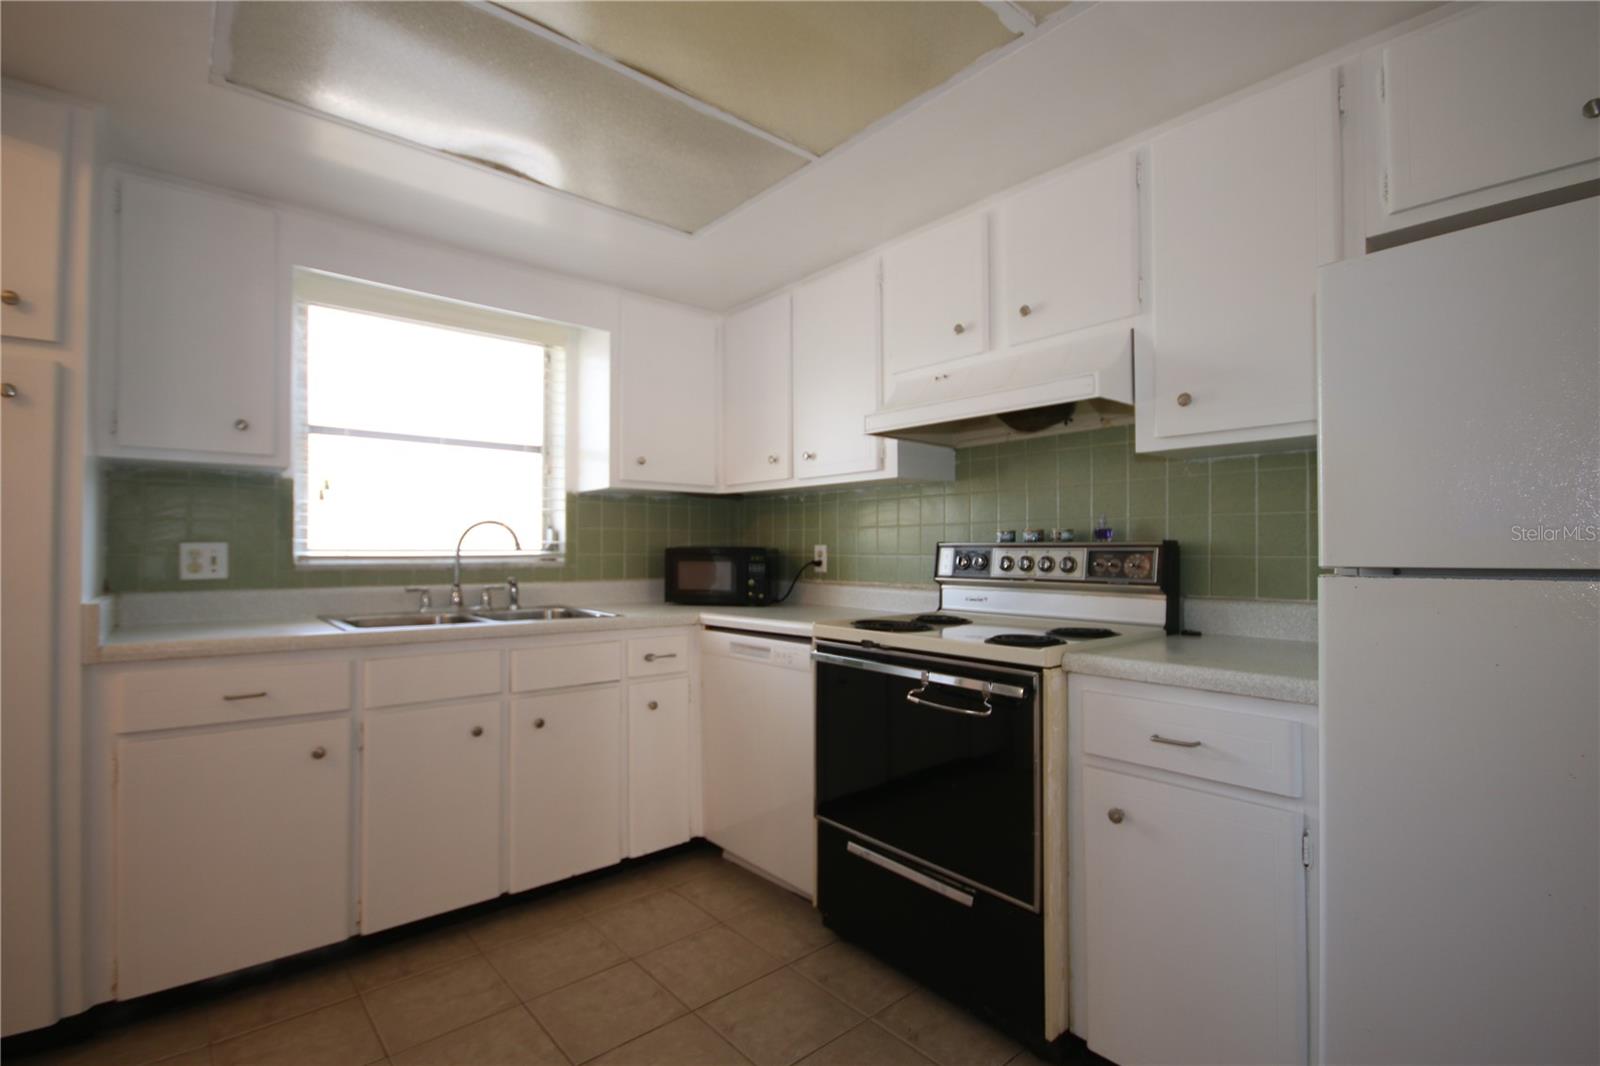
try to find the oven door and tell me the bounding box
[813,643,1040,910]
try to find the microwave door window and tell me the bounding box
[679,559,735,594]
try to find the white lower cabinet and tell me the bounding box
[115,717,351,998]
[510,687,624,892]
[626,677,692,857]
[362,699,503,932]
[1082,766,1306,1066]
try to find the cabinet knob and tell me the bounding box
[1175,392,1192,408]
[1,383,16,400]
[801,451,816,460]
[311,746,327,760]
[471,725,484,737]
[233,418,250,431]
[1018,304,1032,317]
[533,717,546,729]
[647,700,659,710]
[0,290,19,307]
[635,456,647,465]
[1107,807,1125,825]
[767,454,779,464]
[1584,98,1600,119]
[952,322,966,336]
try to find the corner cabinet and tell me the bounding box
[722,293,792,488]
[101,171,284,466]
[613,294,719,490]
[792,257,886,481]
[1139,67,1341,453]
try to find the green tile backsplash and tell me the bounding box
[101,427,1318,600]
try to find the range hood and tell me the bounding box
[865,328,1136,446]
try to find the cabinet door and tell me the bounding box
[113,173,278,459]
[1003,151,1140,347]
[792,258,884,479]
[1149,68,1339,444]
[722,293,792,487]
[510,688,623,892]
[627,677,691,857]
[617,295,718,488]
[116,718,351,997]
[882,213,989,376]
[1382,3,1600,214]
[1083,767,1305,1066]
[0,92,69,343]
[363,700,502,932]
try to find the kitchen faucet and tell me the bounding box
[452,520,522,608]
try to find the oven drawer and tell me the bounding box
[1079,677,1301,797]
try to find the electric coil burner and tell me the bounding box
[985,633,1066,648]
[811,541,1180,1060]
[851,619,933,633]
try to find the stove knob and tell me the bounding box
[998,556,1015,572]
[956,553,972,570]
[1060,556,1078,574]
[971,553,990,570]
[1018,556,1035,572]
[1037,556,1055,573]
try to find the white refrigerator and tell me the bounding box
[1318,198,1599,1065]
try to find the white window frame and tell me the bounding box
[290,269,569,567]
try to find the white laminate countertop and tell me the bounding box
[87,602,844,664]
[1061,634,1319,705]
[89,600,1318,704]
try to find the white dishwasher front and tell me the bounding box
[700,627,816,898]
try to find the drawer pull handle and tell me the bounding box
[1150,733,1202,748]
[1107,807,1125,825]
[223,691,268,702]
[642,652,677,662]
[311,746,327,760]
[846,840,975,907]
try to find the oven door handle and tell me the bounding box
[811,651,1028,700]
[846,841,976,907]
[907,684,994,717]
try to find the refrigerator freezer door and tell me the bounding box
[1320,575,1599,1065]
[1319,199,1599,570]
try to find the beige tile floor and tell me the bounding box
[16,849,1054,1066]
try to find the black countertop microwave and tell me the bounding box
[664,547,778,605]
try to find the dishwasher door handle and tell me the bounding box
[846,840,975,907]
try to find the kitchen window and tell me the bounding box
[292,271,567,563]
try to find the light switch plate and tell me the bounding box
[179,542,229,580]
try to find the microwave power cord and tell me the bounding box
[771,558,821,604]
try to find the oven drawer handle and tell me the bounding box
[907,684,994,718]
[811,651,1027,700]
[846,840,975,907]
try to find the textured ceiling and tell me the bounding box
[498,1,1023,156]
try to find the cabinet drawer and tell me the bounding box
[112,659,352,733]
[628,635,689,677]
[364,649,500,708]
[511,641,621,692]
[1080,681,1301,797]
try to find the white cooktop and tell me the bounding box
[812,611,1167,669]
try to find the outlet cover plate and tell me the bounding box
[179,542,229,580]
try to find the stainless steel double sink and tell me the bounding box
[322,606,618,631]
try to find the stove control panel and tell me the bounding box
[937,542,1170,587]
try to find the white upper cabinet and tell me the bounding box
[1,91,70,344]
[722,293,792,488]
[882,212,989,376]
[792,258,884,480]
[615,294,719,490]
[1142,67,1340,452]
[108,172,281,464]
[1376,3,1600,224]
[1002,151,1141,347]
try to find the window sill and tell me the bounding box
[294,553,566,569]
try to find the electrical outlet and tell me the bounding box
[813,544,828,574]
[179,542,229,580]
